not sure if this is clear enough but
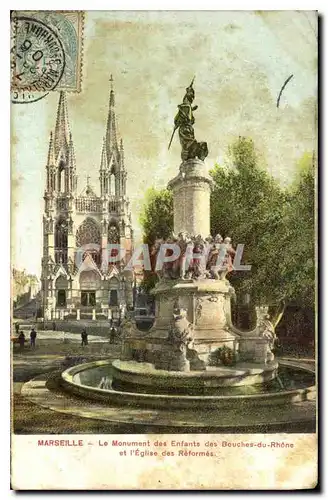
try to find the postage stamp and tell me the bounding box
[11,10,84,103]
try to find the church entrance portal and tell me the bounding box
[109,289,118,306]
[57,289,67,307]
[81,291,96,307]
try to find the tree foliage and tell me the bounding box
[139,188,173,292]
[210,137,288,305]
[139,187,173,246]
[255,165,315,308]
[12,268,36,300]
[211,137,315,312]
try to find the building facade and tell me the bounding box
[41,81,134,321]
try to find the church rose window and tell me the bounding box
[76,218,101,247]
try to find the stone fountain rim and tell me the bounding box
[20,364,316,432]
[61,359,315,404]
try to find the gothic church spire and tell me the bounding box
[54,91,70,161]
[105,75,119,164]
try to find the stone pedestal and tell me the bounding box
[148,278,238,363]
[168,159,212,236]
[120,278,239,369]
[238,336,271,364]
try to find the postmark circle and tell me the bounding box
[11,16,66,104]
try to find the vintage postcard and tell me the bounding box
[11,10,318,490]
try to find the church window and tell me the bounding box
[76,218,101,247]
[108,224,119,244]
[76,218,101,266]
[55,217,68,264]
[110,174,115,195]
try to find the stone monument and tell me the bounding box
[121,80,277,383]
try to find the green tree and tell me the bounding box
[210,137,290,322]
[139,187,173,291]
[139,188,173,245]
[254,163,315,311]
[211,137,315,326]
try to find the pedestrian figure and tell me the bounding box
[109,326,117,344]
[30,328,37,348]
[52,321,56,331]
[18,331,25,351]
[15,323,20,335]
[81,329,88,346]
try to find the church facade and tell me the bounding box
[41,81,134,321]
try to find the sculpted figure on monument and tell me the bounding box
[208,235,236,281]
[120,316,135,338]
[204,235,213,262]
[191,234,208,280]
[169,78,208,162]
[153,232,239,282]
[151,238,164,278]
[168,308,194,354]
[173,231,191,279]
[162,232,179,279]
[258,314,277,362]
[219,237,236,280]
[207,234,223,279]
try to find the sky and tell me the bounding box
[11,10,317,276]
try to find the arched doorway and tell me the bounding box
[55,275,68,307]
[109,276,119,306]
[79,270,101,307]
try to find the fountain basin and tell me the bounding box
[110,359,278,393]
[61,359,315,411]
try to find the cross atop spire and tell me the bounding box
[109,75,115,107]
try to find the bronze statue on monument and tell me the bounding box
[168,78,208,162]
